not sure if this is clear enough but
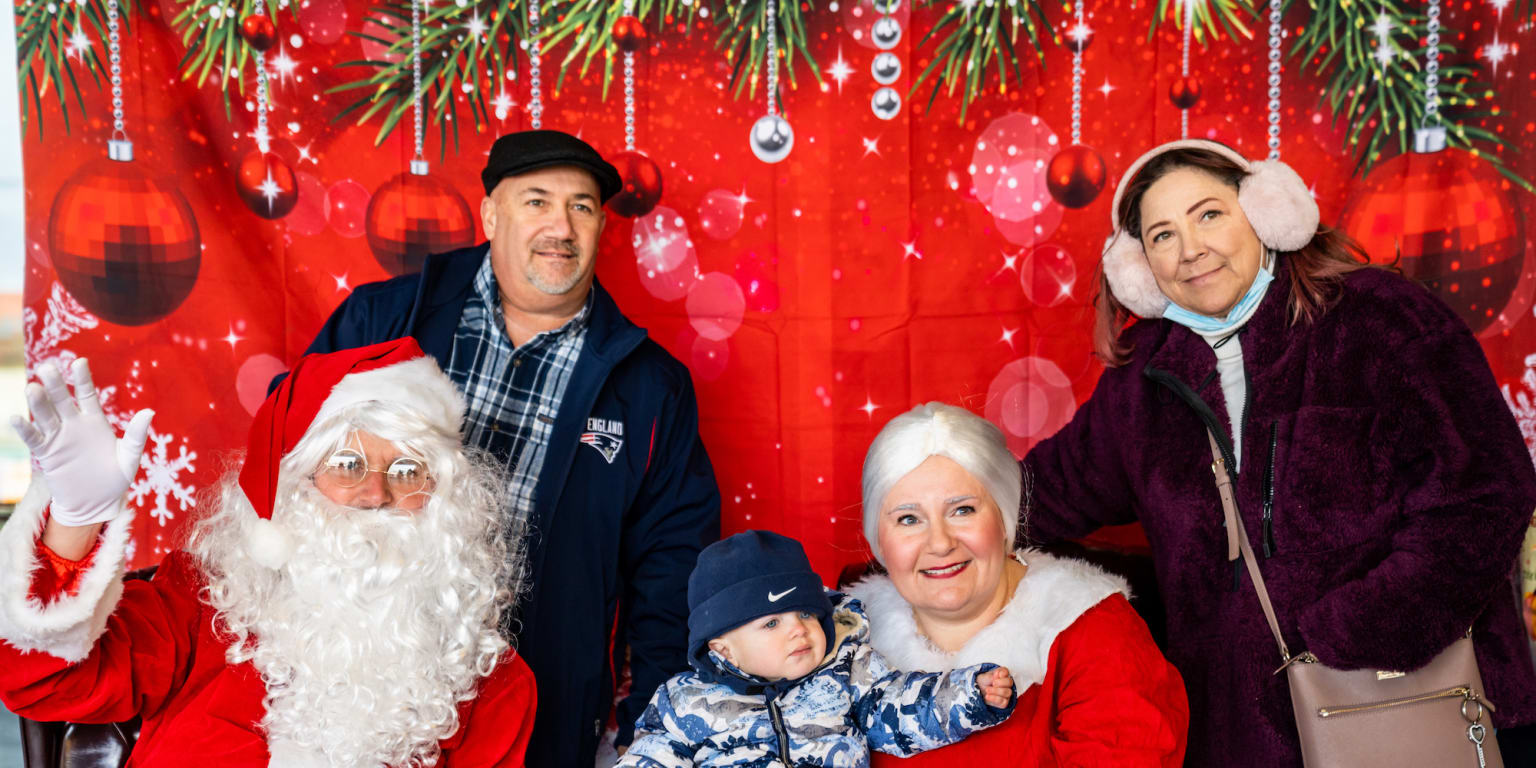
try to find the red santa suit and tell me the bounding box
[0,339,536,767]
[846,551,1189,767]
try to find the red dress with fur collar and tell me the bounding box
[848,551,1188,767]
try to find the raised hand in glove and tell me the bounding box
[11,359,154,528]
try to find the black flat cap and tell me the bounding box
[480,130,623,201]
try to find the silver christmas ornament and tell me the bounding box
[871,87,901,120]
[749,114,795,163]
[871,17,902,49]
[872,52,901,85]
[872,0,902,12]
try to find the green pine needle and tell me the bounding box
[910,0,1051,123]
[1147,0,1258,45]
[168,0,289,120]
[15,0,137,138]
[1291,0,1525,187]
[332,0,532,153]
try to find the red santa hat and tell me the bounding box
[238,338,463,568]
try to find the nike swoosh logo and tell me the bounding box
[767,587,797,602]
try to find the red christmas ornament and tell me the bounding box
[1169,76,1201,109]
[1045,145,1107,210]
[1340,148,1525,335]
[612,15,647,53]
[608,151,665,218]
[236,151,299,219]
[1064,23,1093,54]
[48,159,201,326]
[240,14,279,52]
[365,172,475,275]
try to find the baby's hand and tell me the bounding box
[976,666,1014,708]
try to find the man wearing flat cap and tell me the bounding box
[294,129,722,766]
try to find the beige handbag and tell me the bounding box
[1206,431,1502,768]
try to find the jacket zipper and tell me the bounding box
[1261,421,1278,557]
[1316,686,1477,719]
[768,698,793,767]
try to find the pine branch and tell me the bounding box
[1290,0,1526,187]
[1147,0,1259,45]
[14,0,132,138]
[331,0,530,149]
[909,0,1051,122]
[166,0,289,119]
[540,0,704,100]
[714,0,823,103]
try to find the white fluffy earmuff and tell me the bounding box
[1100,139,1319,318]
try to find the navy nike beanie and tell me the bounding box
[686,530,835,667]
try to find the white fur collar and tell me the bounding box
[845,550,1129,688]
[0,478,133,663]
[265,739,332,768]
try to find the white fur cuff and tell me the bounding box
[0,478,132,663]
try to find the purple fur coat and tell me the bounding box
[1023,261,1536,767]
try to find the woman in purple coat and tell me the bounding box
[1022,139,1536,766]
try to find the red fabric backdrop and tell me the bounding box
[17,1,1536,598]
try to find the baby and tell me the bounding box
[619,530,1015,768]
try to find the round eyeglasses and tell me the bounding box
[316,450,432,495]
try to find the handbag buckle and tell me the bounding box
[1274,651,1318,676]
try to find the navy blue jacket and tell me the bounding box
[297,243,722,766]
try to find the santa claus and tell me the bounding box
[0,338,535,767]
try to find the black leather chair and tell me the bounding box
[17,566,155,768]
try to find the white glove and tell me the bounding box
[10,359,154,528]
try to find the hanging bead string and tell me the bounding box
[529,0,543,129]
[411,0,424,170]
[624,0,637,151]
[1266,0,1282,159]
[1421,0,1441,128]
[1181,0,1192,138]
[254,9,272,154]
[107,0,131,160]
[1071,0,1084,146]
[765,0,779,118]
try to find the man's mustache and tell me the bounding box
[531,239,578,256]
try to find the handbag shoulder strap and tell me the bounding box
[1206,429,1294,662]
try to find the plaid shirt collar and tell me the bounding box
[470,254,594,346]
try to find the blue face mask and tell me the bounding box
[1161,257,1275,338]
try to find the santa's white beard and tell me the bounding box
[193,481,509,768]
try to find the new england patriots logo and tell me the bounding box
[580,417,625,464]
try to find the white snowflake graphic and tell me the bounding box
[1502,353,1536,469]
[128,429,199,528]
[23,282,98,364]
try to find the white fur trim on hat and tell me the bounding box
[845,550,1128,688]
[313,355,464,438]
[0,478,132,663]
[1099,139,1316,318]
[247,516,293,570]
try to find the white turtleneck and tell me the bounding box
[1206,333,1246,470]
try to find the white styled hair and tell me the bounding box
[860,402,1022,563]
[188,400,523,768]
